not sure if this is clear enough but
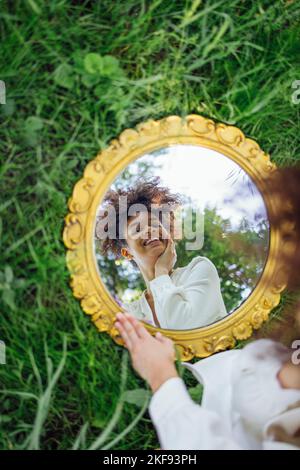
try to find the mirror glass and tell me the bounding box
[94,144,269,330]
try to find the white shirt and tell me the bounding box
[123,256,228,329]
[148,339,300,450]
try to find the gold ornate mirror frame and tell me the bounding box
[63,114,292,361]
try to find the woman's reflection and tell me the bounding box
[96,177,227,329]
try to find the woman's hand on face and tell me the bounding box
[114,311,179,393]
[154,235,177,278]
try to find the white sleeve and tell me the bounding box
[121,300,145,321]
[148,377,242,450]
[149,257,227,329]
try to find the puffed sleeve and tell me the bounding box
[148,376,242,450]
[149,257,227,329]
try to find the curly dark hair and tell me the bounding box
[95,176,183,260]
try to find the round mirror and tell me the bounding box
[94,145,269,330]
[64,114,290,360]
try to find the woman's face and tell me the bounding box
[121,210,170,267]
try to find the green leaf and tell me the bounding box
[4,266,13,283]
[83,53,124,78]
[15,278,26,288]
[24,116,44,146]
[84,53,103,74]
[81,73,101,88]
[123,388,150,407]
[25,116,43,133]
[91,418,106,429]
[2,288,16,310]
[66,159,78,169]
[188,384,203,402]
[94,83,124,101]
[101,55,122,77]
[53,63,75,89]
[1,98,15,117]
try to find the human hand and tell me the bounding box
[114,311,179,393]
[154,234,177,278]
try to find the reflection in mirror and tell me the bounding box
[94,145,269,330]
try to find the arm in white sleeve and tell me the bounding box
[148,376,242,450]
[149,257,227,329]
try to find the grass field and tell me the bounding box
[0,0,300,450]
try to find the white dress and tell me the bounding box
[123,256,227,330]
[148,339,300,450]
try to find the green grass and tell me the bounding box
[0,0,300,450]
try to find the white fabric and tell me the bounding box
[123,255,227,329]
[148,339,300,450]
